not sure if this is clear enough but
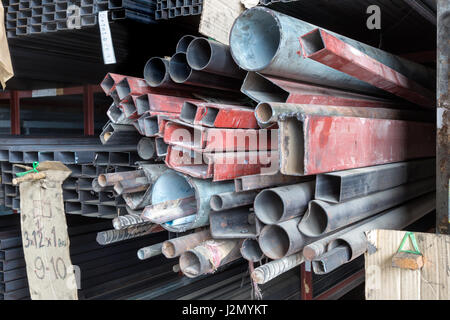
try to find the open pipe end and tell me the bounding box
[300,28,325,58]
[180,101,198,123]
[179,251,202,278]
[100,75,114,94]
[298,201,328,237]
[162,241,176,258]
[137,249,146,260]
[136,95,150,115]
[176,35,196,53]
[115,79,131,100]
[230,8,281,71]
[144,118,159,136]
[255,102,275,124]
[169,52,192,83]
[254,189,285,225]
[241,239,264,262]
[259,224,290,260]
[144,57,169,87]
[122,101,136,118]
[186,38,212,71]
[210,195,223,211]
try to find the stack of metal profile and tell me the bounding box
[155,0,202,20]
[3,0,157,38]
[0,136,144,219]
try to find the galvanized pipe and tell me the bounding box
[186,37,245,79]
[210,190,259,211]
[161,229,212,258]
[137,242,163,260]
[258,217,305,259]
[251,252,304,284]
[298,178,435,238]
[254,181,315,225]
[169,52,242,92]
[98,170,145,187]
[230,7,434,95]
[240,238,264,262]
[179,239,242,278]
[255,102,434,125]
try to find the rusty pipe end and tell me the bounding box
[162,240,177,259]
[255,102,275,124]
[254,189,285,225]
[298,201,329,237]
[240,238,264,262]
[258,224,290,260]
[179,250,209,278]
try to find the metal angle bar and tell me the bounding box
[315,158,436,203]
[300,29,435,108]
[279,115,436,176]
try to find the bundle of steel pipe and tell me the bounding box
[155,0,203,20]
[4,0,157,38]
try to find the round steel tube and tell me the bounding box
[169,52,241,92]
[186,38,245,79]
[298,178,435,238]
[210,190,259,211]
[176,35,197,53]
[240,238,264,262]
[98,170,145,187]
[230,7,434,95]
[137,243,163,260]
[162,229,212,258]
[258,217,304,260]
[143,57,173,88]
[254,181,315,225]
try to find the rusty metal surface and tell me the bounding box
[279,115,436,176]
[437,0,449,235]
[209,207,257,239]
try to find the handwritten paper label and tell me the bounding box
[98,11,116,65]
[19,165,77,300]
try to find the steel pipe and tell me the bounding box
[254,181,315,225]
[142,196,197,225]
[161,229,212,259]
[169,52,242,92]
[210,190,259,211]
[240,238,264,262]
[186,37,245,79]
[114,177,150,195]
[137,242,163,260]
[234,172,310,192]
[144,57,180,89]
[137,137,156,160]
[230,7,434,95]
[251,252,304,284]
[98,170,145,187]
[179,239,242,278]
[258,217,306,259]
[298,178,435,238]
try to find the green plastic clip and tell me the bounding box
[397,232,422,255]
[15,161,39,177]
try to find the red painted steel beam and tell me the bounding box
[83,85,95,136]
[148,94,202,113]
[10,91,20,135]
[279,115,435,176]
[300,29,435,108]
[190,103,259,129]
[301,263,313,300]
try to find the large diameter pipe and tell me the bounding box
[258,217,306,259]
[254,181,315,225]
[168,52,242,92]
[176,35,197,53]
[179,239,242,278]
[251,252,304,284]
[255,102,434,126]
[311,192,435,274]
[137,243,163,260]
[186,38,245,79]
[230,7,435,95]
[98,170,145,187]
[161,229,212,258]
[210,190,259,211]
[299,178,435,238]
[151,170,234,232]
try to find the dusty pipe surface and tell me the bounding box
[251,252,304,284]
[255,102,435,125]
[210,190,259,211]
[98,170,145,187]
[179,239,242,278]
[137,242,164,260]
[137,137,156,160]
[186,38,245,79]
[162,229,212,258]
[114,177,149,195]
[240,238,265,262]
[254,181,315,225]
[258,217,306,259]
[142,196,197,224]
[230,7,435,95]
[151,170,234,232]
[298,178,435,237]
